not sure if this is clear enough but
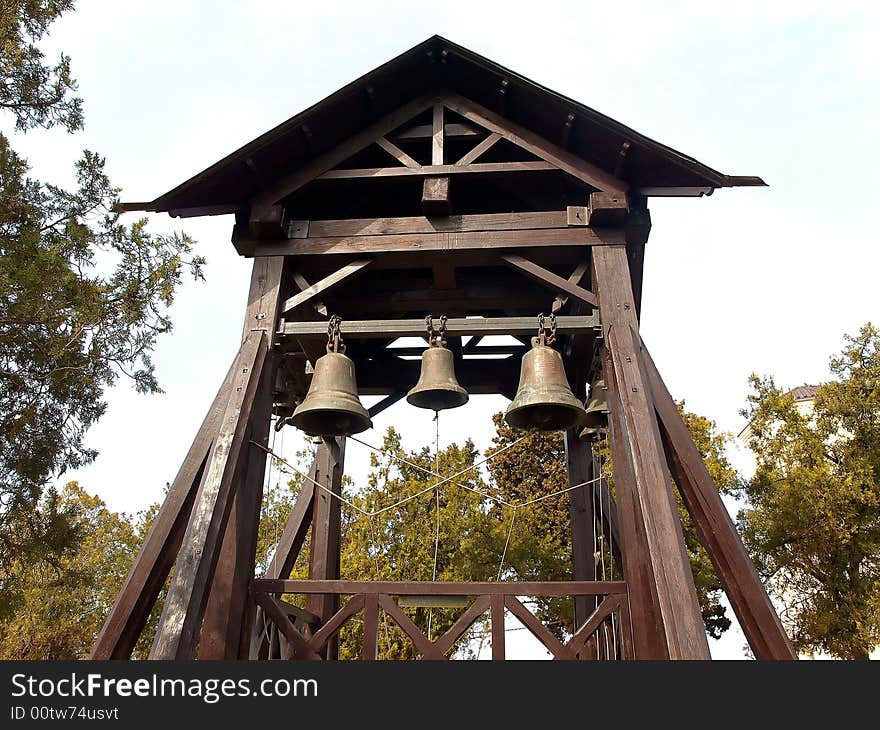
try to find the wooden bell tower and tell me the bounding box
[93,36,795,660]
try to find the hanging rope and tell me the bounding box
[495,506,517,581]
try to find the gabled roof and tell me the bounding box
[125,35,765,218]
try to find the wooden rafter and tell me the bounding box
[317,160,555,180]
[501,254,598,308]
[281,259,372,315]
[455,131,502,165]
[375,136,419,168]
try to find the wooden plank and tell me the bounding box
[641,344,796,660]
[393,121,481,140]
[564,430,598,632]
[307,593,365,654]
[504,596,577,660]
[490,594,505,660]
[552,261,590,314]
[281,259,372,315]
[361,594,380,660]
[253,592,321,660]
[501,254,598,308]
[201,257,287,659]
[456,132,502,166]
[442,94,628,195]
[248,226,624,258]
[565,595,621,653]
[253,580,628,596]
[432,595,491,657]
[304,210,570,237]
[282,315,600,339]
[90,360,237,659]
[149,332,267,660]
[251,92,437,211]
[318,160,556,180]
[593,244,710,660]
[291,271,328,317]
[377,594,441,659]
[306,437,346,659]
[376,136,420,168]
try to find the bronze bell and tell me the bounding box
[407,343,469,411]
[505,336,588,431]
[583,378,610,428]
[291,316,372,437]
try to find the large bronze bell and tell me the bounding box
[583,378,610,428]
[406,343,469,411]
[291,316,372,437]
[505,335,588,431]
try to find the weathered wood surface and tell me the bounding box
[564,430,598,632]
[641,344,796,660]
[246,226,624,258]
[281,258,372,315]
[149,331,268,660]
[501,254,598,308]
[593,244,710,660]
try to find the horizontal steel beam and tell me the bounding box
[279,314,601,339]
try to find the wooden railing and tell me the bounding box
[250,580,631,660]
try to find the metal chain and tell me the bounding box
[327,314,345,353]
[425,314,448,348]
[537,312,557,346]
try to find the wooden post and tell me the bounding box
[640,344,796,660]
[306,436,346,659]
[149,331,268,660]
[90,361,237,659]
[593,243,710,659]
[564,430,597,629]
[199,258,287,659]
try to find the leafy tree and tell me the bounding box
[0,1,202,577]
[0,482,153,659]
[487,407,741,640]
[740,323,880,660]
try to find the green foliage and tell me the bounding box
[0,482,151,659]
[0,1,83,132]
[0,2,202,577]
[487,407,740,640]
[740,323,880,659]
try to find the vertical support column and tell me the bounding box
[593,244,710,659]
[200,256,287,659]
[564,429,597,629]
[306,436,346,659]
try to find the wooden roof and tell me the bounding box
[125,36,765,218]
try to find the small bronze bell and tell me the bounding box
[291,316,372,437]
[505,314,588,431]
[406,315,468,411]
[583,378,610,428]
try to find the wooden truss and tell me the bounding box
[95,94,795,661]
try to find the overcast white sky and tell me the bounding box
[10,1,879,659]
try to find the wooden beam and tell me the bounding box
[241,256,287,344]
[564,430,598,632]
[552,261,590,314]
[281,314,600,339]
[296,210,571,238]
[291,271,328,317]
[367,391,406,418]
[376,136,420,169]
[422,176,451,216]
[593,245,710,659]
[306,437,346,659]
[491,594,505,660]
[432,103,444,165]
[281,259,372,315]
[90,363,235,659]
[442,94,628,195]
[249,226,625,258]
[587,191,629,226]
[250,92,437,212]
[393,121,482,140]
[253,580,628,596]
[501,254,598,308]
[641,344,796,660]
[318,160,556,180]
[149,332,268,660]
[455,132,502,166]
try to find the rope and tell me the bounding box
[495,506,517,581]
[427,411,441,641]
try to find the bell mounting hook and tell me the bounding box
[425,314,448,348]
